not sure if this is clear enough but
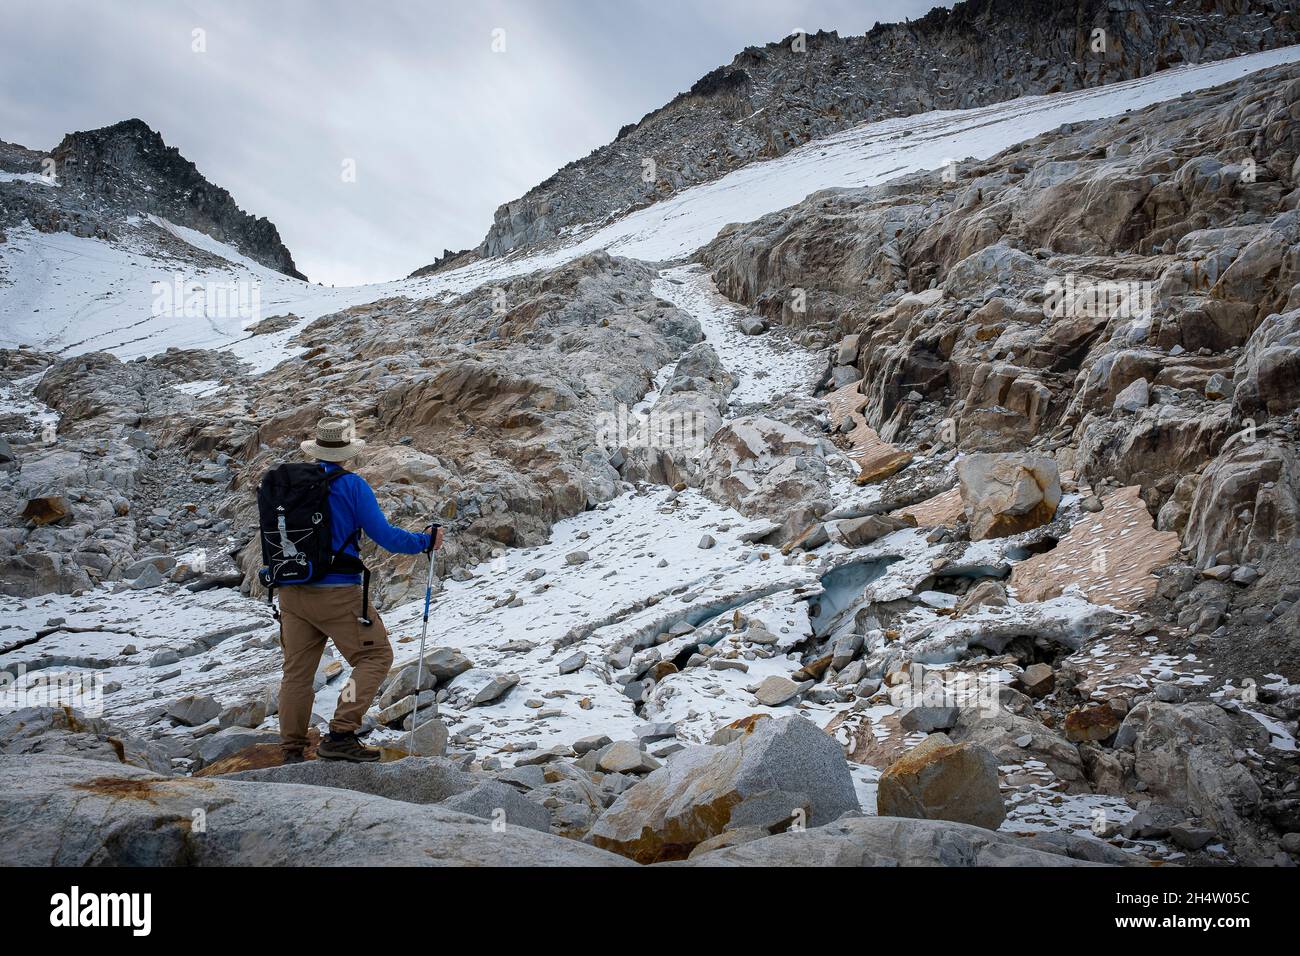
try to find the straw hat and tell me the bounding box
[300,416,366,462]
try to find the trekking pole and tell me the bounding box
[408,527,439,751]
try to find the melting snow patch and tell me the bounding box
[652,265,819,406]
[1242,708,1298,752]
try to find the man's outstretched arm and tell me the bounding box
[350,477,431,555]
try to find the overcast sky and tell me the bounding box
[0,0,946,285]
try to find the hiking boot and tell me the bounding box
[316,732,381,763]
[281,748,306,765]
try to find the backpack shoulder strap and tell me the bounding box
[318,469,372,625]
[318,468,360,549]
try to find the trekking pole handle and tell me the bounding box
[423,523,443,553]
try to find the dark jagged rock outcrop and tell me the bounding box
[407,246,481,278]
[461,0,1299,261]
[0,118,304,279]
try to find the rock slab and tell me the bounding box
[957,453,1060,541]
[586,715,858,863]
[0,755,623,865]
[876,734,1006,830]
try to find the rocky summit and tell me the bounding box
[1,3,1299,874]
[2,119,302,279]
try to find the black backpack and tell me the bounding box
[256,462,372,625]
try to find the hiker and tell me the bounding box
[257,416,443,763]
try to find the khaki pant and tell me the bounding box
[277,585,393,750]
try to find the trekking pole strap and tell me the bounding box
[358,567,372,627]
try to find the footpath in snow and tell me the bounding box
[652,264,820,407]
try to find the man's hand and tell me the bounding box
[423,524,444,553]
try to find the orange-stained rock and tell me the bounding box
[1063,704,1122,743]
[195,730,322,776]
[1010,485,1180,610]
[957,453,1060,540]
[876,734,1006,830]
[21,496,69,526]
[892,486,965,527]
[827,381,913,484]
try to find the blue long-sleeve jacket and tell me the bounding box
[315,462,430,585]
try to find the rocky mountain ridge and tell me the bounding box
[0,118,303,279]
[465,0,1300,262]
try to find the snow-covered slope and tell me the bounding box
[551,44,1300,264]
[3,45,1297,368]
